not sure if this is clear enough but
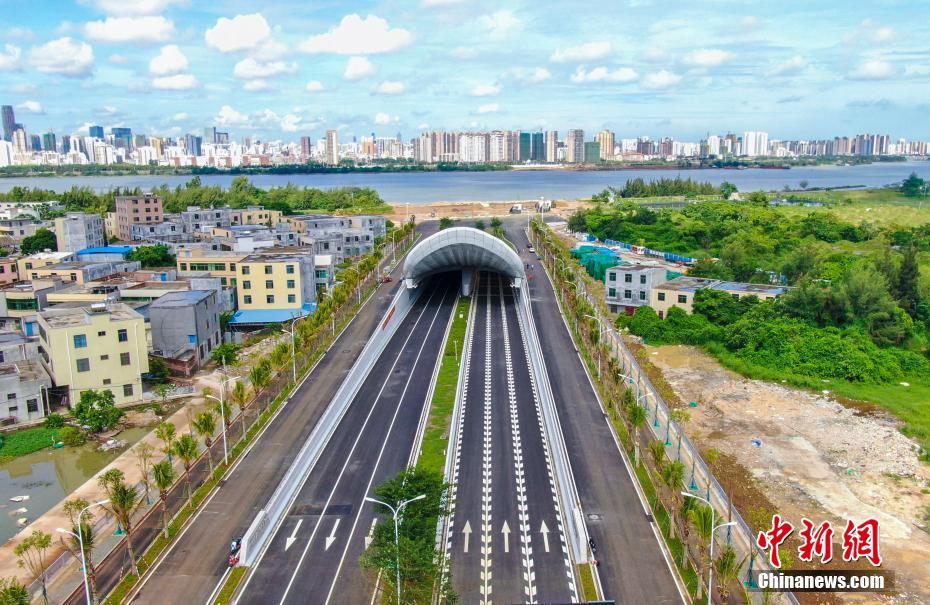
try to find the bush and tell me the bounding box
[44,413,65,429]
[59,426,85,447]
[210,343,240,366]
[72,389,123,432]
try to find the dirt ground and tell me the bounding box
[647,344,930,604]
[386,199,587,223]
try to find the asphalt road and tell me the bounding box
[446,271,576,605]
[133,224,436,605]
[241,274,458,604]
[508,219,685,605]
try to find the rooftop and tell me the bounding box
[150,290,214,308]
[22,251,73,261]
[655,276,720,292]
[242,250,313,263]
[609,263,663,272]
[77,246,134,255]
[713,282,791,296]
[229,303,316,325]
[39,302,142,328]
[0,359,49,383]
[0,331,31,345]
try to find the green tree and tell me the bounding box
[211,343,240,366]
[102,478,142,577]
[489,217,502,229]
[155,421,177,461]
[720,181,738,199]
[688,504,715,601]
[648,439,666,472]
[660,460,686,539]
[714,545,746,601]
[14,530,52,605]
[72,389,123,432]
[0,577,29,605]
[20,228,57,255]
[134,442,155,505]
[743,190,769,206]
[626,403,648,465]
[899,172,927,197]
[894,244,921,317]
[173,434,200,507]
[152,460,176,539]
[148,357,170,383]
[61,497,99,601]
[192,411,217,475]
[126,244,175,268]
[474,219,486,230]
[44,413,65,429]
[438,217,454,230]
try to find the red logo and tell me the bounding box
[757,515,882,568]
[756,515,794,568]
[842,519,882,566]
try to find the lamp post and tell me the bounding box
[365,494,426,605]
[682,491,736,604]
[280,315,300,383]
[57,499,108,605]
[583,313,606,377]
[205,376,239,467]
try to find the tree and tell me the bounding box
[688,504,715,601]
[799,179,809,190]
[0,578,29,605]
[474,219,485,230]
[714,545,746,601]
[626,403,648,465]
[14,530,52,605]
[895,244,921,317]
[660,460,685,539]
[230,380,249,434]
[489,217,502,229]
[155,421,177,461]
[126,244,176,268]
[134,442,155,506]
[152,382,172,411]
[438,217,454,230]
[899,172,927,197]
[61,498,99,603]
[152,460,176,539]
[173,434,200,507]
[192,411,217,475]
[720,181,738,199]
[20,228,57,255]
[211,343,240,366]
[648,439,666,472]
[148,357,170,383]
[103,478,142,577]
[743,190,769,206]
[72,389,123,432]
[249,363,270,393]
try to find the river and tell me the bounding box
[0,161,927,203]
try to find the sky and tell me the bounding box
[1,0,929,144]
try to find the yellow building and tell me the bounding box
[231,251,318,325]
[37,302,148,405]
[176,248,246,287]
[16,251,75,280]
[651,277,790,318]
[231,206,282,227]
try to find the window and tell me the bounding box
[243,295,252,304]
[76,358,90,372]
[97,330,106,337]
[103,378,111,385]
[0,352,4,364]
[180,263,187,270]
[677,294,688,304]
[120,352,131,366]
[607,288,616,298]
[658,292,666,301]
[624,289,632,299]
[100,354,109,360]
[117,329,128,342]
[266,295,275,304]
[6,393,14,400]
[286,265,295,274]
[242,280,251,290]
[287,294,296,303]
[265,280,274,289]
[639,291,646,300]
[229,263,236,271]
[8,406,17,414]
[188,334,197,344]
[26,399,38,413]
[640,275,647,284]
[123,384,133,397]
[264,265,273,275]
[73,334,87,348]
[241,266,250,275]
[624,274,632,283]
[286,280,295,289]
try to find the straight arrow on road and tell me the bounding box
[364,518,378,549]
[285,519,303,551]
[325,518,341,551]
[462,520,472,553]
[501,521,511,553]
[540,520,550,553]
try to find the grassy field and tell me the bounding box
[0,426,59,462]
[417,296,471,475]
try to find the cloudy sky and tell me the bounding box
[1,0,929,143]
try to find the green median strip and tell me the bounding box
[213,567,247,605]
[577,563,598,601]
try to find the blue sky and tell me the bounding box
[1,0,929,143]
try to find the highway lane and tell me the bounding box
[446,271,575,604]
[242,273,458,605]
[510,219,685,604]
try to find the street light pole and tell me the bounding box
[206,373,238,467]
[683,491,736,603]
[365,494,426,605]
[57,499,109,605]
[280,316,299,383]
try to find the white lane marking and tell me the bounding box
[324,518,341,551]
[501,520,511,553]
[462,520,472,553]
[540,521,550,553]
[364,518,377,549]
[285,519,303,551]
[478,277,494,604]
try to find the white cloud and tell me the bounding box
[374,112,392,124]
[171,112,188,121]
[280,114,302,132]
[0,44,21,71]
[507,67,551,83]
[216,105,249,127]
[768,55,808,77]
[244,80,272,92]
[375,81,406,94]
[740,15,759,29]
[682,48,733,68]
[205,14,270,53]
[233,58,297,78]
[85,16,174,44]
[848,60,897,80]
[904,64,930,77]
[417,122,429,129]
[642,70,682,89]
[478,10,521,38]
[550,41,612,63]
[450,46,478,60]
[108,53,130,65]
[570,66,638,83]
[641,47,668,63]
[100,105,120,115]
[93,0,184,16]
[471,83,500,96]
[343,56,376,80]
[29,38,94,77]
[152,73,199,90]
[17,100,43,114]
[11,83,36,94]
[299,14,412,55]
[872,26,895,43]
[149,44,187,75]
[477,103,500,114]
[305,80,325,92]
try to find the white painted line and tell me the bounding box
[501,520,511,553]
[462,520,472,554]
[364,518,377,549]
[285,519,302,551]
[324,518,340,551]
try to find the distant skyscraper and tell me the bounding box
[42,132,57,153]
[1,106,14,142]
[111,127,132,150]
[11,127,27,154]
[545,130,558,163]
[583,141,601,163]
[89,125,104,139]
[531,132,544,161]
[300,136,312,158]
[596,130,615,160]
[518,132,531,162]
[184,134,202,156]
[741,131,769,157]
[566,129,584,163]
[325,130,339,165]
[29,134,42,152]
[204,126,217,144]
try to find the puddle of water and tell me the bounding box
[0,426,150,544]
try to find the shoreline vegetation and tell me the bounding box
[0,155,916,179]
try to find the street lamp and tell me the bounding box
[57,499,109,605]
[280,315,300,383]
[365,494,426,605]
[682,491,736,604]
[205,375,239,467]
[583,314,606,377]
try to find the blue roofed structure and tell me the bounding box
[228,302,317,326]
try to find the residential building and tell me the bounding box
[650,276,790,317]
[0,360,51,424]
[1,106,14,142]
[545,130,558,163]
[17,251,76,279]
[115,194,164,241]
[25,260,140,285]
[518,132,531,162]
[531,131,545,161]
[0,332,38,364]
[131,221,186,243]
[231,250,319,326]
[596,130,615,160]
[325,129,339,165]
[179,205,234,233]
[314,255,336,294]
[54,212,106,252]
[176,249,246,287]
[231,206,282,227]
[583,141,601,163]
[566,129,584,163]
[604,265,667,314]
[0,279,69,335]
[0,217,42,240]
[150,290,222,371]
[0,258,18,286]
[37,302,148,406]
[0,200,62,221]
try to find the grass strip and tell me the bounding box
[577,563,598,601]
[212,567,247,605]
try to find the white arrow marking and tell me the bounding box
[285,519,303,551]
[501,521,511,553]
[364,518,377,549]
[462,520,472,553]
[325,518,341,551]
[540,520,550,553]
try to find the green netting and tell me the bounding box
[666,270,683,280]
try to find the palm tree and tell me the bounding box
[191,411,217,475]
[679,496,698,569]
[152,460,176,539]
[688,504,715,601]
[660,460,685,539]
[714,545,746,601]
[62,499,99,603]
[627,404,648,465]
[173,434,200,508]
[648,439,666,473]
[230,380,249,435]
[105,479,142,577]
[155,421,176,462]
[250,363,270,394]
[134,441,155,505]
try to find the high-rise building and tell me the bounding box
[596,130,615,160]
[531,132,544,161]
[184,134,202,157]
[741,131,769,157]
[29,134,42,151]
[545,130,558,163]
[89,125,104,139]
[300,136,312,158]
[11,127,27,154]
[325,130,339,165]
[115,194,164,241]
[518,132,531,162]
[42,132,57,153]
[565,129,584,163]
[204,127,217,144]
[1,106,14,142]
[111,127,133,150]
[584,141,601,163]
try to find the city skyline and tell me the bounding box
[0,1,929,142]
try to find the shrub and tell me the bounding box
[44,413,65,429]
[59,427,85,447]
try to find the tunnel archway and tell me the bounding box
[403,227,525,294]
